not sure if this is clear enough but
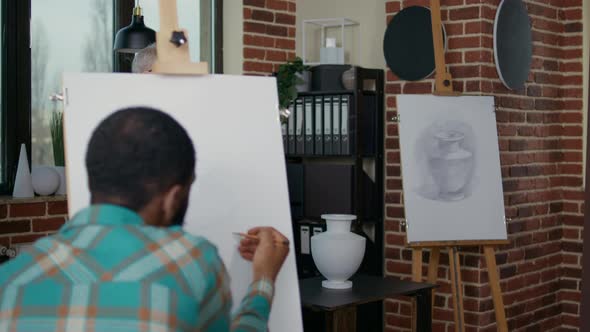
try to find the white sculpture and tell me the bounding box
[311,214,365,289]
[12,144,34,198]
[32,166,60,196]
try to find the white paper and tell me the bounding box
[397,95,507,243]
[63,73,303,331]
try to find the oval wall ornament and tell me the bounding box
[383,6,446,82]
[493,0,533,90]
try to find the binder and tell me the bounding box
[295,98,304,154]
[341,95,351,155]
[281,120,287,153]
[323,96,333,155]
[314,96,323,155]
[332,95,341,155]
[287,104,295,154]
[304,97,314,154]
[300,225,310,254]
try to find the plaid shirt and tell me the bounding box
[0,204,274,332]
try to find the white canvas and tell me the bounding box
[397,95,507,243]
[62,73,303,331]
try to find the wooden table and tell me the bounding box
[300,275,435,332]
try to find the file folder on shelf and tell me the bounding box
[323,96,333,155]
[304,97,314,155]
[287,103,295,154]
[332,96,341,155]
[300,225,310,254]
[314,96,323,155]
[295,98,304,154]
[341,95,352,155]
[282,120,287,153]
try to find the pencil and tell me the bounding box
[233,232,290,246]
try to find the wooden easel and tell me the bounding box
[406,1,509,331]
[151,0,209,75]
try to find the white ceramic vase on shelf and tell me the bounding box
[53,166,67,195]
[31,166,60,196]
[311,214,365,289]
[428,130,473,201]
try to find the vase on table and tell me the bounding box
[428,130,473,201]
[311,214,365,289]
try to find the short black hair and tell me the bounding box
[86,107,196,210]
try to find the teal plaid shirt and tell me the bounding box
[0,204,274,331]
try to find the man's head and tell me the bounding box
[132,43,157,73]
[86,107,195,227]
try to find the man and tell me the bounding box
[132,43,157,73]
[0,107,290,331]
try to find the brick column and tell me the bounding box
[0,197,68,261]
[243,0,297,75]
[383,0,583,330]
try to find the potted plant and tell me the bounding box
[50,109,67,195]
[275,57,310,122]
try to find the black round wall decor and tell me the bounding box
[382,6,446,81]
[494,0,532,90]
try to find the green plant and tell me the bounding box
[276,57,309,110]
[50,110,65,167]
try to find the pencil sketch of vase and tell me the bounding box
[428,130,474,201]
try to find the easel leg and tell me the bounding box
[412,248,423,281]
[411,248,422,332]
[427,248,440,313]
[484,246,508,332]
[449,247,465,332]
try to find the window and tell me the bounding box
[0,0,223,193]
[31,0,114,166]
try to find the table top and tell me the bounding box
[299,275,436,311]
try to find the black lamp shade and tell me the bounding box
[114,15,156,53]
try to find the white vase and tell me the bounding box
[31,166,60,196]
[53,166,67,195]
[311,214,365,289]
[12,144,34,198]
[428,130,473,201]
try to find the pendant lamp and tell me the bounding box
[114,0,156,53]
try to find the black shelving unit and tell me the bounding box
[284,67,385,332]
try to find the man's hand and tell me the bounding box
[238,227,290,282]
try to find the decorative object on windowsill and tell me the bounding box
[50,110,67,195]
[31,166,60,196]
[311,214,366,289]
[13,144,34,198]
[276,57,310,123]
[493,0,532,90]
[302,18,360,66]
[114,0,156,53]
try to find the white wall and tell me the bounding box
[296,0,387,69]
[223,1,243,74]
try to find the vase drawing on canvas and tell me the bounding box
[414,120,477,202]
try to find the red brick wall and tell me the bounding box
[384,0,584,331]
[0,197,68,259]
[243,0,297,75]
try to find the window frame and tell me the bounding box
[1,0,32,195]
